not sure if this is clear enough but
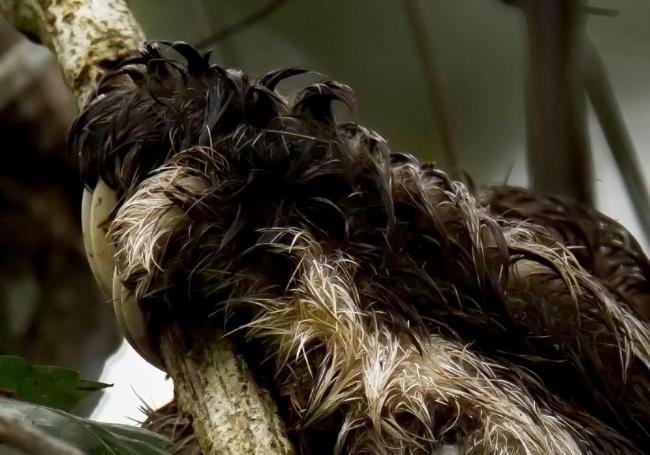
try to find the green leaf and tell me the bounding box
[0,355,111,411]
[0,397,171,455]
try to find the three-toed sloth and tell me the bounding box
[71,42,650,454]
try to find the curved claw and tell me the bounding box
[81,188,102,293]
[113,270,164,370]
[82,179,164,369]
[88,179,118,296]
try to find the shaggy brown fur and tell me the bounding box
[70,42,650,454]
[484,187,650,322]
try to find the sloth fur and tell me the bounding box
[70,42,650,454]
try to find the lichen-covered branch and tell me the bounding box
[35,0,145,107]
[0,0,145,107]
[161,330,293,455]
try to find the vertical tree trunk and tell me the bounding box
[523,0,593,205]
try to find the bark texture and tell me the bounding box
[161,331,293,455]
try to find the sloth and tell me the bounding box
[70,42,650,454]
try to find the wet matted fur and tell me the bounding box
[70,42,650,454]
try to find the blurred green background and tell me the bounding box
[129,0,648,190]
[132,0,528,182]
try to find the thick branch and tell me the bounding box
[35,0,145,107]
[1,0,145,107]
[161,328,293,454]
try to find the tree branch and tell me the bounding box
[37,0,145,107]
[581,39,650,245]
[1,0,145,107]
[402,0,460,179]
[195,0,290,49]
[522,0,594,205]
[0,39,52,111]
[161,329,293,454]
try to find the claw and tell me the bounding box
[88,179,118,296]
[81,188,102,293]
[113,270,164,370]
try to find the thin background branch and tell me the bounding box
[0,39,51,111]
[583,6,619,17]
[195,0,290,48]
[402,0,461,179]
[582,39,650,244]
[191,0,212,39]
[191,0,241,69]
